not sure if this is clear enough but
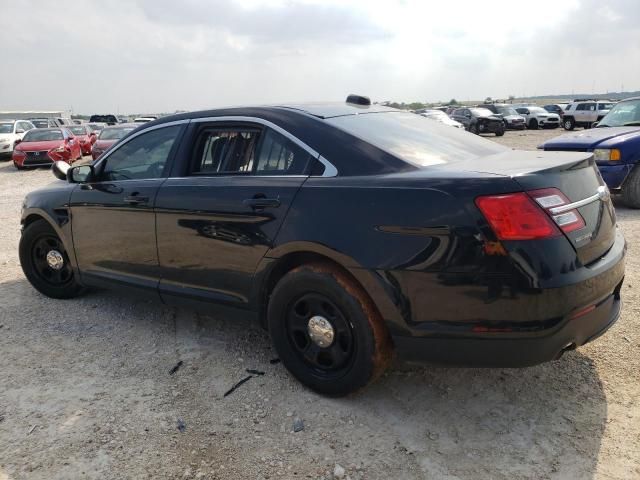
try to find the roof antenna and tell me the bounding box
[346,94,371,106]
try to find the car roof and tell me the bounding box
[103,123,139,129]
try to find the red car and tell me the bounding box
[67,125,97,155]
[13,128,82,169]
[91,124,138,160]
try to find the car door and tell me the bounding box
[69,122,185,294]
[155,119,315,311]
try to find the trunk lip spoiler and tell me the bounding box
[548,186,610,215]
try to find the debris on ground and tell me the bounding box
[246,369,265,376]
[293,418,304,432]
[28,425,38,435]
[333,463,346,478]
[223,375,253,397]
[169,360,184,375]
[177,418,186,433]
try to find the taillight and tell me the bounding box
[527,188,586,233]
[475,193,561,240]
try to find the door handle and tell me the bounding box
[243,197,281,209]
[124,194,149,205]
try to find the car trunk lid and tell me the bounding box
[443,150,616,265]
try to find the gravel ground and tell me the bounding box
[0,129,639,480]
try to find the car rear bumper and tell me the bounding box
[391,229,626,367]
[599,164,633,189]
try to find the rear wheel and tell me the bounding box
[19,219,84,298]
[529,119,539,130]
[563,117,575,130]
[267,263,392,396]
[622,167,640,208]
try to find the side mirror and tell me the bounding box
[592,121,599,127]
[51,161,71,181]
[16,128,25,134]
[67,164,95,183]
[14,139,22,145]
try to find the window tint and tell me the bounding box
[192,129,259,174]
[326,112,506,168]
[565,104,572,111]
[255,129,311,175]
[100,125,180,181]
[576,104,586,111]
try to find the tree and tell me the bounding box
[485,96,493,103]
[449,99,458,105]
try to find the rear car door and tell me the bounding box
[69,122,185,294]
[155,119,315,310]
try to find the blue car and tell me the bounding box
[541,96,640,207]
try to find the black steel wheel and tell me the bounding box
[286,293,355,374]
[19,219,84,298]
[268,262,392,396]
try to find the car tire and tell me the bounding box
[267,262,393,396]
[529,119,539,130]
[622,167,640,209]
[471,124,480,135]
[14,162,25,170]
[495,128,505,137]
[563,118,575,130]
[19,219,84,299]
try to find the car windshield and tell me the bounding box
[598,103,614,110]
[327,112,506,167]
[99,127,136,140]
[0,123,13,134]
[87,124,104,132]
[597,99,640,127]
[68,126,88,135]
[31,120,50,128]
[529,107,547,114]
[470,108,494,116]
[496,107,518,116]
[22,129,63,142]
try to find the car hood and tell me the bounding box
[503,115,524,121]
[477,114,502,120]
[541,126,640,149]
[16,140,63,151]
[0,133,16,139]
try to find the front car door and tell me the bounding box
[69,122,186,293]
[155,118,317,311]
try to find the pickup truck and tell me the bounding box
[540,96,640,207]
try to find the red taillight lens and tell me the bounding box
[527,188,586,234]
[475,193,561,240]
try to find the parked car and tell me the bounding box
[480,104,526,130]
[0,119,35,158]
[91,124,138,160]
[12,128,82,169]
[561,100,615,130]
[515,106,561,129]
[18,99,624,395]
[89,114,118,126]
[451,107,505,136]
[419,109,464,129]
[86,122,106,136]
[28,118,60,128]
[67,125,97,156]
[544,103,569,119]
[541,96,640,206]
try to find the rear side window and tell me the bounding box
[192,129,259,174]
[255,129,311,175]
[327,112,506,167]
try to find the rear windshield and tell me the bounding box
[327,112,506,167]
[99,127,136,140]
[0,123,13,134]
[90,115,117,123]
[68,126,88,135]
[23,129,63,142]
[31,120,50,128]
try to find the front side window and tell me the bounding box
[99,125,180,181]
[192,129,259,174]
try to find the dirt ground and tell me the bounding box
[0,128,638,480]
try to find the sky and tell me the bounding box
[1,0,639,114]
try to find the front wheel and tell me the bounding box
[563,118,575,130]
[495,129,505,137]
[267,263,393,396]
[19,219,84,298]
[529,119,539,130]
[622,167,640,208]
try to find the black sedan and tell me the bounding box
[19,97,625,396]
[451,107,506,136]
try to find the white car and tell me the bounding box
[419,110,465,129]
[514,106,561,129]
[0,120,35,158]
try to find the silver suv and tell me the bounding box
[562,99,615,130]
